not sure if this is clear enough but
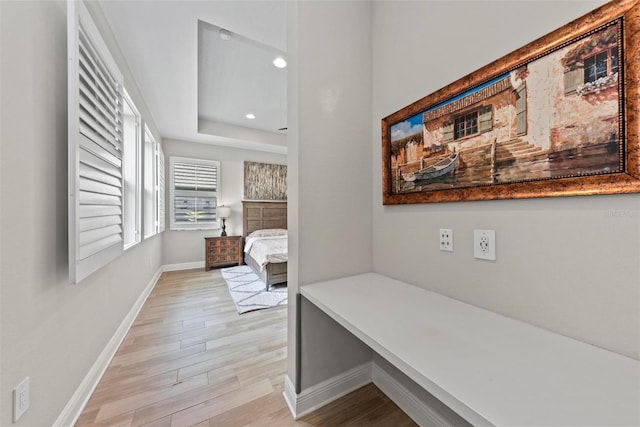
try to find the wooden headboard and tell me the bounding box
[242,200,287,237]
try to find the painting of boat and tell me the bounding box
[402,152,459,182]
[385,19,630,203]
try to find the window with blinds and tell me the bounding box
[143,127,157,239]
[157,144,166,233]
[68,0,124,283]
[170,157,220,230]
[122,90,142,249]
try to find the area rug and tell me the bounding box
[220,265,287,314]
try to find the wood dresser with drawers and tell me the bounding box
[204,236,243,270]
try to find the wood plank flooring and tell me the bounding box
[76,268,416,426]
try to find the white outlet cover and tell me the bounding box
[474,229,496,260]
[439,228,453,252]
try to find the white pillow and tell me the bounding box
[247,228,287,238]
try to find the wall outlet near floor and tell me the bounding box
[439,228,453,252]
[474,229,496,261]
[13,377,30,422]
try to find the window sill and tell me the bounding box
[124,241,141,251]
[170,226,221,232]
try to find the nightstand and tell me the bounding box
[204,236,243,270]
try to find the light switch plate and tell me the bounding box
[13,377,30,422]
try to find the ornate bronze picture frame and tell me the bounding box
[382,0,640,204]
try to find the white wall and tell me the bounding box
[160,138,286,266]
[0,1,163,425]
[371,0,640,360]
[288,0,374,390]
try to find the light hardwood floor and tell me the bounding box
[76,268,416,426]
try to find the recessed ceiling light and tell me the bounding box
[246,113,256,119]
[273,57,287,68]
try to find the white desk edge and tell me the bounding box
[300,272,640,427]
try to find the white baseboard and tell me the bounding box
[284,361,454,426]
[52,267,162,427]
[284,362,372,419]
[283,375,297,418]
[372,362,453,427]
[162,261,204,272]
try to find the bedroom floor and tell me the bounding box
[75,268,416,426]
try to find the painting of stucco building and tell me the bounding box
[390,22,622,194]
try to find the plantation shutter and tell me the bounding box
[442,122,454,142]
[478,105,493,132]
[564,66,583,95]
[68,0,124,283]
[516,84,527,136]
[157,144,166,233]
[170,157,219,230]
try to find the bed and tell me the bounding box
[242,201,287,290]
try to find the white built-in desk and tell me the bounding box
[301,273,640,426]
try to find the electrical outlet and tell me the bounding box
[474,229,496,261]
[13,377,30,422]
[439,228,453,252]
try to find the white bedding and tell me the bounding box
[244,235,288,271]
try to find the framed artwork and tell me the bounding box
[382,0,640,204]
[244,161,287,201]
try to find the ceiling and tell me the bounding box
[100,0,288,154]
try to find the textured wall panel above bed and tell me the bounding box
[244,161,287,200]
